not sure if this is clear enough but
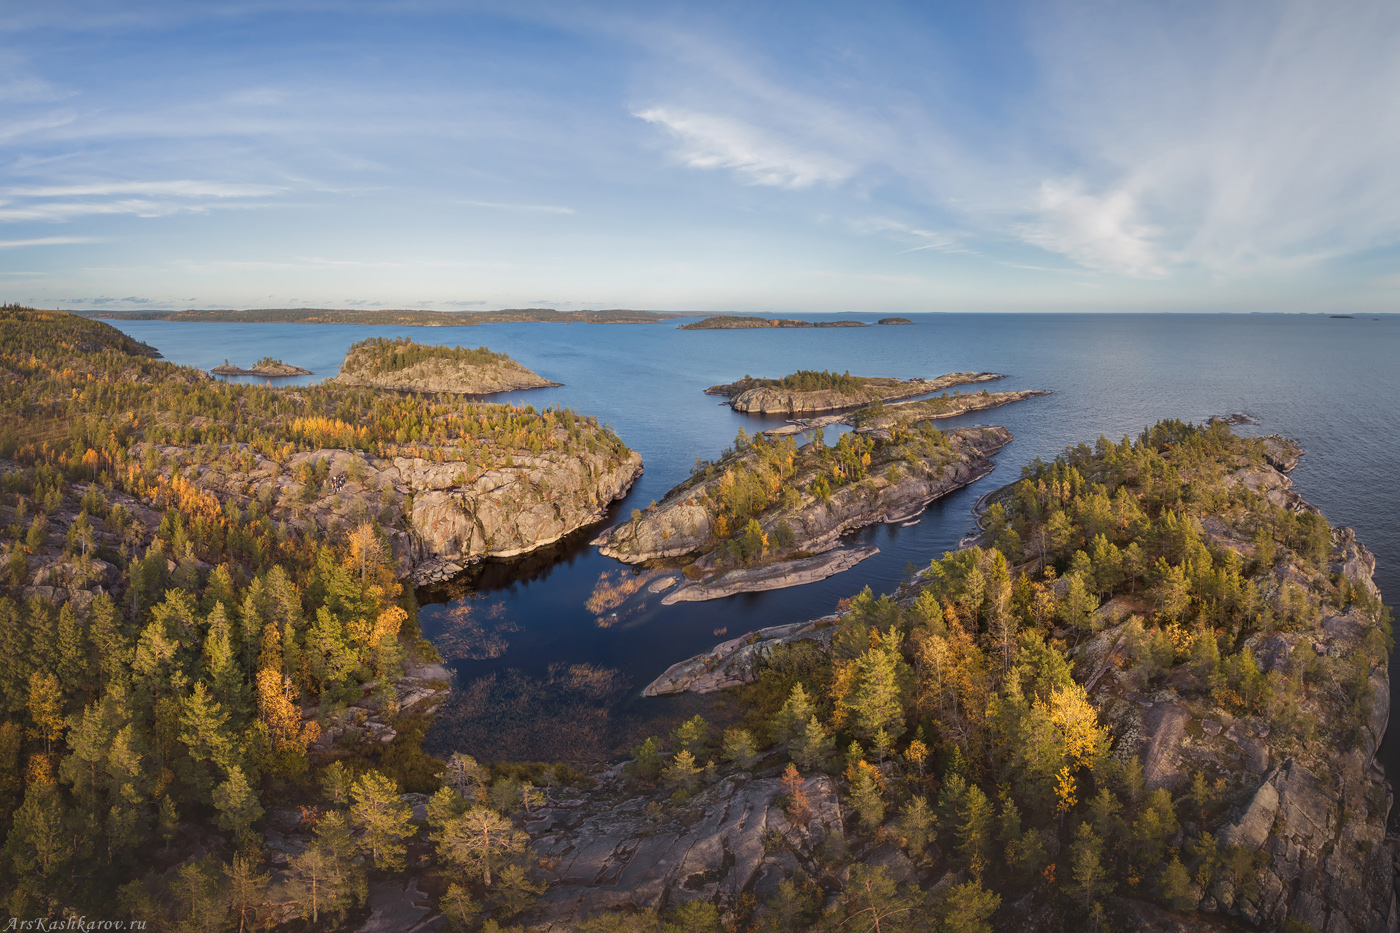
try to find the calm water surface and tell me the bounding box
[104,315,1400,778]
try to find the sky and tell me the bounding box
[1,0,1398,313]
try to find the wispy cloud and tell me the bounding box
[0,179,282,223]
[460,200,574,215]
[0,235,98,248]
[634,106,853,189]
[2,181,281,199]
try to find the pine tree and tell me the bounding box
[223,853,271,933]
[438,806,529,887]
[848,761,886,832]
[663,750,702,792]
[288,811,366,924]
[896,796,936,859]
[213,765,264,840]
[792,714,834,771]
[350,770,414,871]
[26,670,64,756]
[721,728,759,770]
[771,683,815,751]
[940,878,1001,933]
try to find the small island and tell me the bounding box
[679,315,867,329]
[332,336,560,394]
[706,369,1006,415]
[594,418,1017,602]
[209,356,314,377]
[876,316,913,324]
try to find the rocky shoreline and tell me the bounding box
[594,426,1011,598]
[707,371,1006,415]
[210,361,314,377]
[659,546,879,604]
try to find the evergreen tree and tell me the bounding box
[438,806,529,887]
[350,769,414,871]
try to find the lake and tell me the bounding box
[102,313,1400,776]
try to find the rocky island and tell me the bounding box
[877,316,913,324]
[680,315,867,329]
[210,356,314,377]
[706,369,1007,415]
[593,417,1016,601]
[332,335,561,394]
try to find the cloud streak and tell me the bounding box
[635,107,853,189]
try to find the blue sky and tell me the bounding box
[2,0,1398,313]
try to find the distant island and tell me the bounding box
[333,336,560,394]
[79,307,678,326]
[1330,314,1356,319]
[210,357,313,377]
[679,315,867,329]
[706,369,1006,414]
[876,317,913,324]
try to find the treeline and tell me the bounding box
[340,337,512,376]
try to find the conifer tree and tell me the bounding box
[438,806,529,887]
[350,770,414,871]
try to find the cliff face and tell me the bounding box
[139,441,641,583]
[333,351,559,395]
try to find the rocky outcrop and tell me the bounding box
[659,547,879,605]
[643,618,839,696]
[709,371,1006,415]
[1260,434,1302,473]
[138,441,642,583]
[210,361,313,377]
[334,346,559,395]
[527,769,845,929]
[596,426,1010,571]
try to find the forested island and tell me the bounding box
[707,370,1007,415]
[594,414,1022,601]
[0,304,1392,933]
[211,357,314,378]
[680,316,868,330]
[333,337,560,395]
[81,308,678,326]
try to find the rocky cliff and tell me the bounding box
[140,441,641,584]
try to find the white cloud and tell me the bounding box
[1018,181,1165,278]
[2,181,281,199]
[0,235,97,248]
[634,106,853,189]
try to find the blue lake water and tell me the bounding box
[103,314,1400,774]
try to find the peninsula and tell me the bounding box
[209,356,313,377]
[706,369,1006,415]
[679,315,867,329]
[332,335,560,395]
